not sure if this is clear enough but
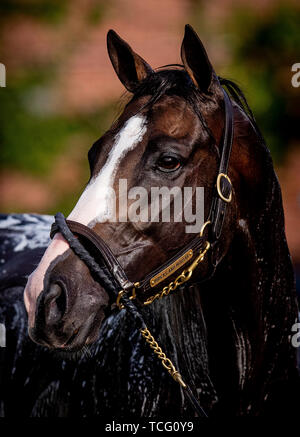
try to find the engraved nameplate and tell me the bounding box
[150,249,193,288]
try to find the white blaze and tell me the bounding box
[68,115,147,225]
[24,115,147,326]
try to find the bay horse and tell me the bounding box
[1,25,299,416]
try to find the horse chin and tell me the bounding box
[28,319,100,353]
[51,344,94,361]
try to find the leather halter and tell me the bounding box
[51,88,234,305]
[50,87,234,417]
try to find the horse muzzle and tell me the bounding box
[28,272,109,350]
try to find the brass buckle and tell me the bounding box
[216,173,232,203]
[116,282,139,310]
[199,220,211,237]
[183,241,210,277]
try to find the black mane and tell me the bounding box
[123,66,266,147]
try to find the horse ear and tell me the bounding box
[181,25,217,93]
[107,29,153,93]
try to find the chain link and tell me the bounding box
[140,326,186,388]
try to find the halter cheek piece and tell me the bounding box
[50,88,234,417]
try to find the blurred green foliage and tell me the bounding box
[0,0,68,24]
[192,1,300,162]
[88,2,107,26]
[0,72,115,176]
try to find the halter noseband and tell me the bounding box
[50,88,234,417]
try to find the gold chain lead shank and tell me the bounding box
[140,326,186,388]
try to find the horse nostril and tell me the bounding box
[44,282,67,324]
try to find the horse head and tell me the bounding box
[23,26,225,347]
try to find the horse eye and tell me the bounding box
[157,156,181,172]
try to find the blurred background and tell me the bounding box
[0,0,299,293]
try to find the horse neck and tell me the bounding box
[145,154,297,414]
[201,154,297,413]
